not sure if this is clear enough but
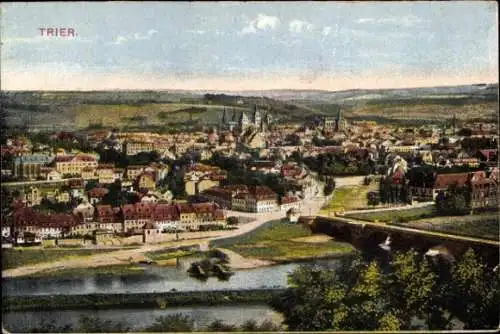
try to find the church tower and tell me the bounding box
[253,105,261,128]
[239,112,250,132]
[336,109,346,131]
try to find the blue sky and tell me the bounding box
[1,2,498,90]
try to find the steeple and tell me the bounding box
[222,107,228,124]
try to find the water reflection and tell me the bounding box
[3,256,343,296]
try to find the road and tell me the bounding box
[2,195,327,278]
[318,214,500,247]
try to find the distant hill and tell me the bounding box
[210,83,498,105]
[1,83,497,132]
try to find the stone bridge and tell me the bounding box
[299,216,499,265]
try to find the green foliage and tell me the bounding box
[211,220,352,260]
[345,206,436,224]
[206,319,237,332]
[270,266,345,331]
[272,249,500,331]
[377,312,401,331]
[77,315,130,333]
[385,252,436,327]
[303,152,372,176]
[143,314,194,332]
[323,178,336,196]
[435,188,471,216]
[448,249,500,329]
[26,319,74,333]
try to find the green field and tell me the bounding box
[345,206,437,223]
[406,214,499,241]
[210,220,353,261]
[320,185,376,214]
[2,248,116,270]
[144,249,198,264]
[72,103,248,129]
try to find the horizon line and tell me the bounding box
[2,81,498,94]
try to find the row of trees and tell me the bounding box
[378,176,410,205]
[25,314,280,333]
[303,153,374,177]
[270,249,499,331]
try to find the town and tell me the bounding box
[1,103,497,248]
[1,2,499,332]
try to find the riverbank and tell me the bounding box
[2,289,285,312]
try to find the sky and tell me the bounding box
[1,1,498,91]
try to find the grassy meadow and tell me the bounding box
[210,220,353,261]
[344,206,437,224]
[320,185,377,215]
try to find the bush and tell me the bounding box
[143,314,194,332]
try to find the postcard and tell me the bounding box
[1,1,498,333]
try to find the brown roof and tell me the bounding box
[433,173,470,189]
[280,196,299,204]
[12,208,78,228]
[87,187,109,198]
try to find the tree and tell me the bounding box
[206,319,236,332]
[448,249,500,329]
[342,261,384,330]
[385,251,437,328]
[377,312,401,331]
[323,179,336,196]
[269,265,345,331]
[271,250,499,331]
[226,216,239,225]
[143,314,194,332]
[435,187,470,216]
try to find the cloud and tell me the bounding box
[110,29,158,45]
[113,36,128,45]
[355,15,423,27]
[322,26,332,36]
[240,14,280,34]
[187,29,206,35]
[289,20,314,33]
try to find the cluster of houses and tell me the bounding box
[201,184,301,213]
[382,153,499,211]
[3,200,227,245]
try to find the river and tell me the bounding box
[2,255,342,296]
[2,256,342,332]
